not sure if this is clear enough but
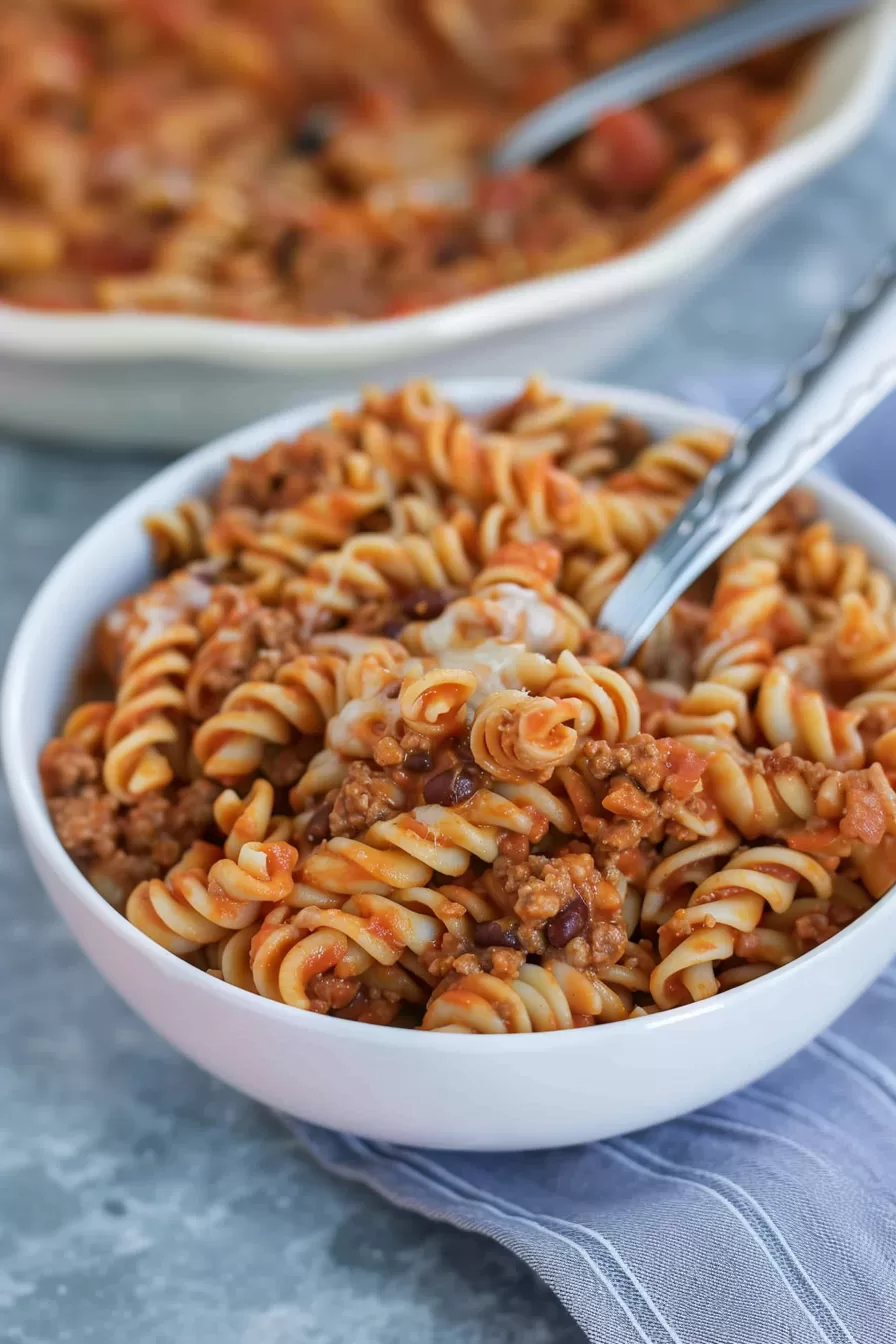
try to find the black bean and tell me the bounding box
[423,765,481,806]
[423,768,456,806]
[473,921,522,949]
[679,136,707,163]
[546,895,589,948]
[450,768,479,805]
[380,619,406,640]
[434,235,473,267]
[454,736,475,763]
[404,750,433,773]
[401,587,449,620]
[304,802,333,845]
[290,105,337,156]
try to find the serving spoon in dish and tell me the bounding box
[490,0,872,173]
[600,247,896,661]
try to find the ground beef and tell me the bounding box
[793,911,840,953]
[89,849,161,902]
[261,739,322,788]
[39,738,101,796]
[447,947,526,981]
[47,773,220,896]
[580,734,708,855]
[167,779,221,841]
[246,608,304,680]
[336,992,403,1027]
[306,971,363,1011]
[373,735,404,769]
[215,427,352,513]
[328,761,403,838]
[189,603,306,716]
[48,794,119,863]
[187,615,258,717]
[657,907,693,960]
[119,793,178,864]
[489,851,626,968]
[588,917,629,966]
[120,780,220,861]
[759,743,831,789]
[582,733,705,797]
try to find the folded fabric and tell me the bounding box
[283,379,896,1344]
[287,970,896,1344]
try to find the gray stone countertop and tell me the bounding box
[2,98,896,1344]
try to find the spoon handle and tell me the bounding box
[599,249,896,662]
[490,0,868,174]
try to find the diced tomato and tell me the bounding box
[577,107,672,200]
[658,738,706,796]
[476,169,545,216]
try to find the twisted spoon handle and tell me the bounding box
[600,249,896,662]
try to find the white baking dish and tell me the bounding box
[1,1,894,451]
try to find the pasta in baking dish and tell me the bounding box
[0,1,815,322]
[40,380,896,1032]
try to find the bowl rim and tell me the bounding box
[0,1,894,368]
[4,376,896,1053]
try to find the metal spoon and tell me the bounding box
[490,0,869,175]
[599,248,896,661]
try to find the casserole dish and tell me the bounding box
[0,2,894,451]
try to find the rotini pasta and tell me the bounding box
[40,379,896,1036]
[650,847,831,1008]
[103,621,199,803]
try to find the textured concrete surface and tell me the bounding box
[2,93,895,1344]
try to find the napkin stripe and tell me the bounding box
[607,1136,856,1344]
[809,1037,896,1111]
[824,1033,896,1101]
[735,1084,883,1183]
[683,1109,839,1175]
[360,1139,682,1344]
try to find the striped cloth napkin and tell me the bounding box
[284,376,896,1344]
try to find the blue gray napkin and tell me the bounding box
[284,376,896,1344]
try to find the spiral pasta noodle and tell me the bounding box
[470,691,580,784]
[144,499,214,569]
[127,837,298,955]
[40,379,896,1035]
[422,960,633,1033]
[103,621,199,803]
[650,847,831,1008]
[794,521,894,620]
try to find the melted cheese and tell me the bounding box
[326,689,403,757]
[434,642,553,711]
[420,583,564,657]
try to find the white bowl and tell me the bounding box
[4,378,896,1151]
[1,2,895,451]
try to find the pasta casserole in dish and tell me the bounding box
[0,0,817,323]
